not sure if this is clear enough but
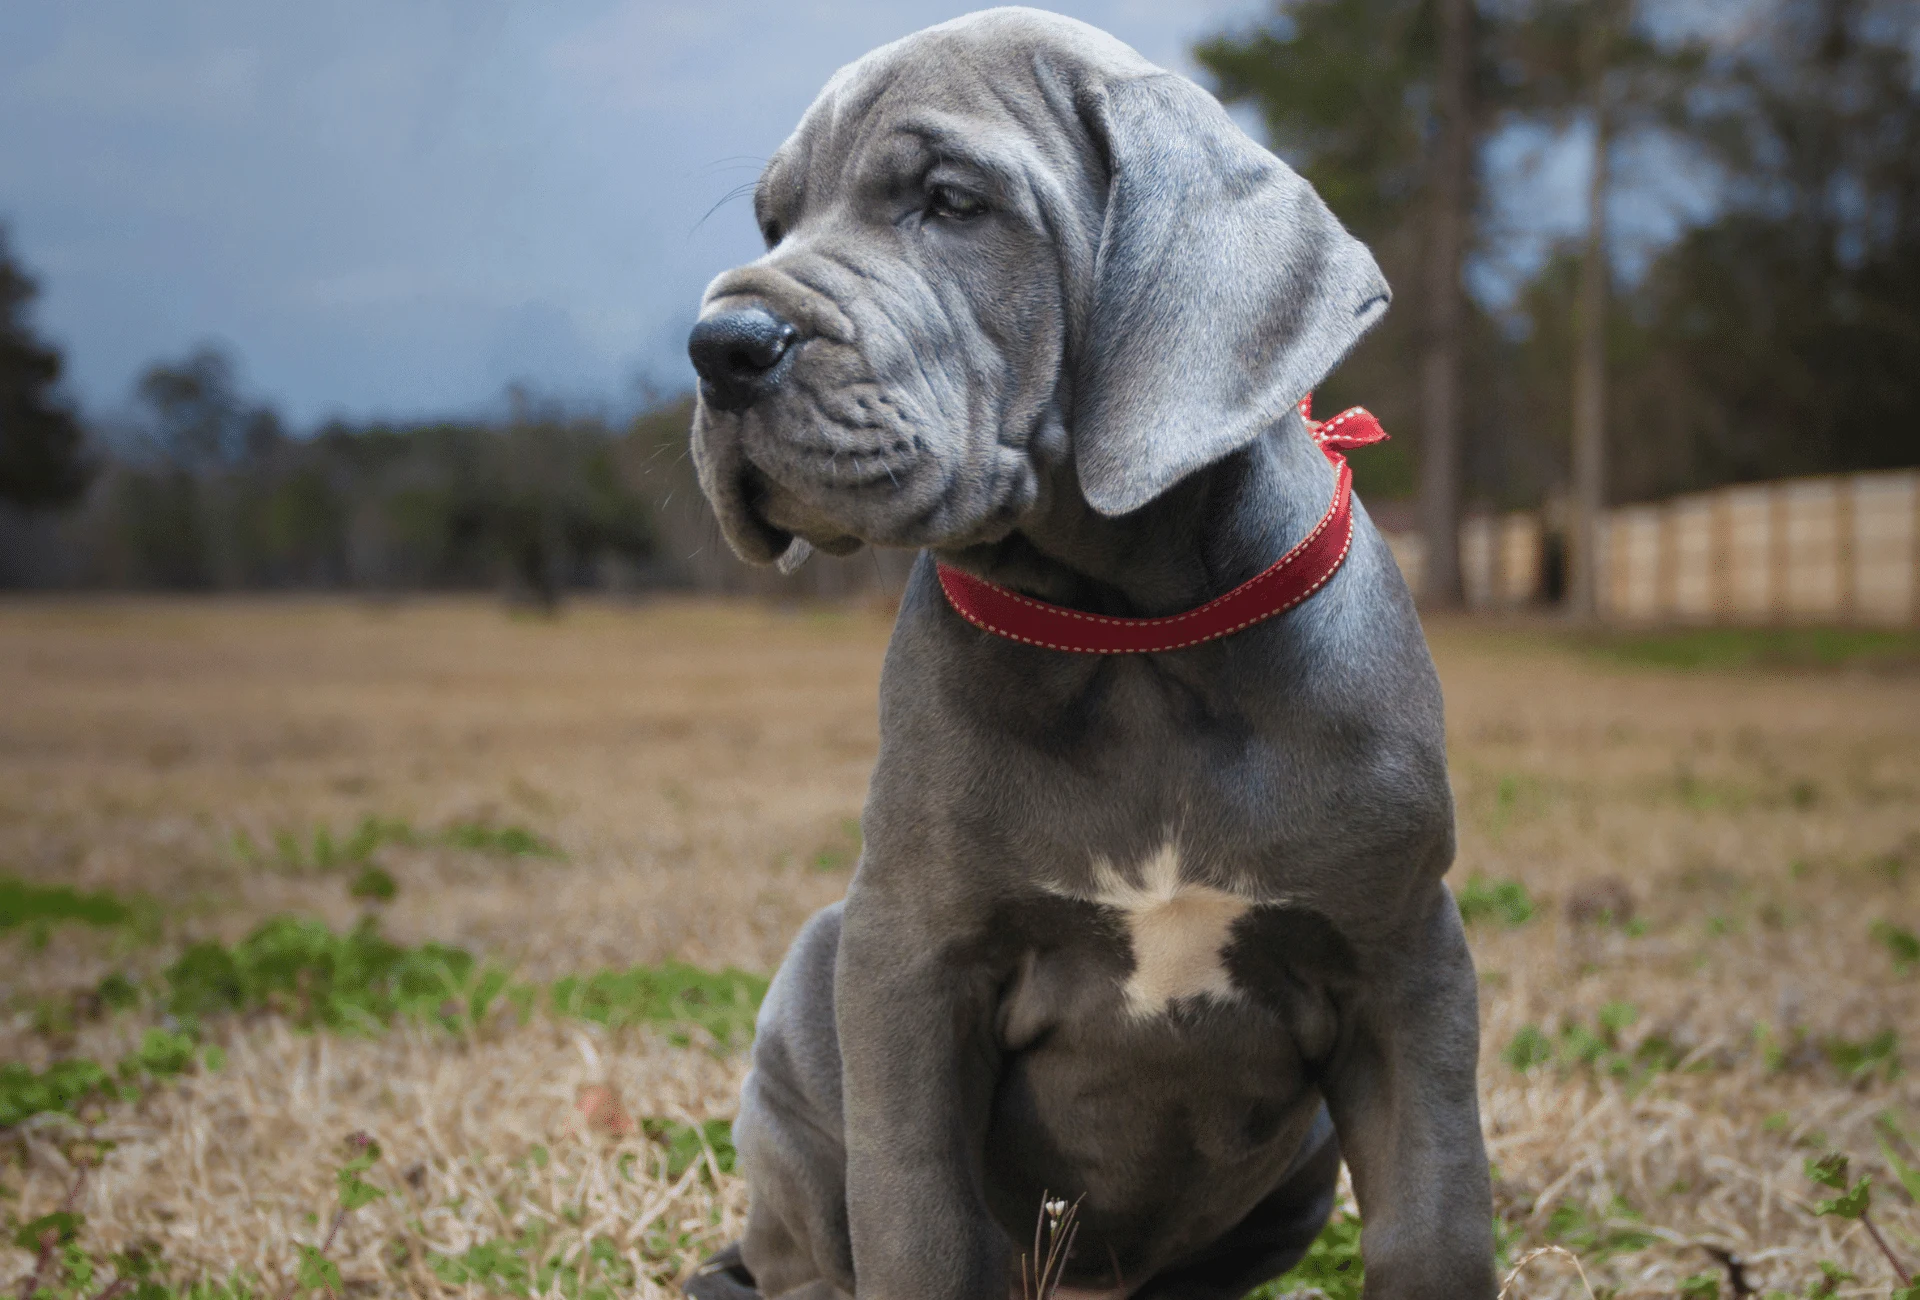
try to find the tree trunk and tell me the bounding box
[1417,0,1473,609]
[1568,25,1613,623]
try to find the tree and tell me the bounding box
[137,345,252,470]
[0,227,91,510]
[1419,0,1475,607]
[1486,0,1701,616]
[1199,0,1735,616]
[472,389,656,610]
[1611,0,1920,498]
[1198,0,1483,607]
[1565,7,1618,622]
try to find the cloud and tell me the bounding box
[292,266,460,311]
[0,0,1278,425]
[5,28,263,120]
[485,298,608,395]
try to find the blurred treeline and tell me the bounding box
[1200,0,1920,509]
[0,308,916,599]
[0,323,668,598]
[0,235,915,599]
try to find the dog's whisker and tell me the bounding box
[689,181,760,236]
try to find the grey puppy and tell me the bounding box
[682,9,1494,1300]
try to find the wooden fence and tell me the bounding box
[1379,469,1920,625]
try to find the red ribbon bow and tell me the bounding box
[935,396,1388,654]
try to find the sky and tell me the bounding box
[1,1,1283,427]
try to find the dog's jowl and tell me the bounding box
[682,9,1495,1300]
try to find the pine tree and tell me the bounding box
[0,228,91,510]
[1197,0,1480,607]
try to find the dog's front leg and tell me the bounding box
[835,888,1008,1300]
[1323,884,1496,1300]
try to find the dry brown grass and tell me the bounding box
[2,597,1918,1299]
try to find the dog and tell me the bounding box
[681,10,1494,1300]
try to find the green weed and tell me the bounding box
[161,916,502,1034]
[439,821,563,859]
[233,815,561,873]
[120,1027,202,1081]
[1542,1196,1655,1260]
[0,1059,113,1128]
[1455,876,1535,928]
[1479,772,1551,838]
[178,928,768,1047]
[25,973,140,1042]
[428,1224,638,1300]
[1823,1030,1900,1083]
[1801,1152,1915,1288]
[1666,766,1754,813]
[0,878,134,931]
[1874,1116,1920,1205]
[234,816,413,872]
[347,865,396,903]
[1754,1023,1796,1074]
[5,917,768,1141]
[0,1133,347,1299]
[1,1028,218,1130]
[427,1124,726,1298]
[1873,921,1920,974]
[1504,1024,1555,1071]
[549,963,768,1047]
[0,878,154,952]
[1247,1209,1362,1300]
[810,818,862,872]
[1806,1153,1871,1219]
[1502,1004,1685,1082]
[641,1117,737,1180]
[1575,627,1920,673]
[280,1133,388,1299]
[1799,1259,1856,1299]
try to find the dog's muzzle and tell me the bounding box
[688,307,798,412]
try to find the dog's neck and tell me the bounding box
[941,410,1341,619]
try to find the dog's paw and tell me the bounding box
[684,1243,761,1300]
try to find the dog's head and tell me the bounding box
[687,7,1388,568]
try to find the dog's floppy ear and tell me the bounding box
[1072,73,1390,516]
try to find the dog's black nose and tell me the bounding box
[688,308,798,411]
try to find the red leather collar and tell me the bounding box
[935,397,1388,654]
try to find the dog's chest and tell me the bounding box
[1053,844,1255,1017]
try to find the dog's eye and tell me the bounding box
[926,184,988,221]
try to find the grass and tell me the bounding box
[1570,625,1920,673]
[1248,1209,1362,1300]
[0,880,136,933]
[1,597,1918,1299]
[1501,1002,1688,1084]
[548,965,766,1046]
[0,880,158,955]
[425,1219,641,1299]
[230,815,565,874]
[1456,875,1537,928]
[3,919,770,1134]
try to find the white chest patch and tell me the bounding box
[1076,844,1251,1017]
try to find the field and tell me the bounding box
[2,598,1918,1300]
